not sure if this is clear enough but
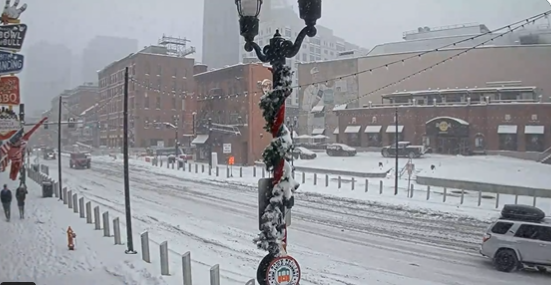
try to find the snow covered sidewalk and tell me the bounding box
[0,173,167,285]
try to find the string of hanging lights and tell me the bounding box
[125,10,549,113]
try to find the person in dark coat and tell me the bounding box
[15,184,27,219]
[0,184,12,221]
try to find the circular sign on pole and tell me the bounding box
[265,255,301,285]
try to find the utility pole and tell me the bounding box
[57,96,63,201]
[394,107,399,195]
[208,117,212,168]
[123,67,136,254]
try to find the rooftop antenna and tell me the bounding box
[158,35,196,57]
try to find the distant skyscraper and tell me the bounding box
[202,0,240,69]
[81,36,138,83]
[22,41,72,115]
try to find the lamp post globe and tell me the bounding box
[298,0,322,26]
[235,0,263,44]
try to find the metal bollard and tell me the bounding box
[533,195,537,207]
[216,166,219,176]
[102,212,110,236]
[54,182,59,197]
[210,264,220,285]
[443,187,447,202]
[182,251,192,285]
[338,176,341,188]
[94,206,101,230]
[78,198,85,218]
[209,165,212,175]
[141,231,150,262]
[409,184,414,198]
[365,179,368,192]
[351,177,355,190]
[379,180,383,194]
[195,164,198,173]
[63,188,68,204]
[460,189,465,204]
[86,202,92,223]
[182,162,185,171]
[72,194,78,213]
[426,185,431,200]
[239,167,242,177]
[188,163,191,172]
[226,166,230,178]
[113,217,121,245]
[160,241,169,275]
[302,172,305,184]
[253,167,256,177]
[325,174,329,187]
[514,194,519,204]
[262,168,265,178]
[313,173,317,185]
[478,189,482,206]
[67,190,73,208]
[495,192,500,208]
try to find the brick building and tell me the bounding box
[97,45,195,147]
[334,87,551,156]
[298,45,551,139]
[192,63,272,165]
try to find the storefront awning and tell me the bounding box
[524,125,544,135]
[191,134,209,144]
[311,105,324,113]
[333,104,347,111]
[312,128,325,135]
[344,125,362,134]
[497,125,517,134]
[333,127,339,135]
[364,125,382,133]
[386,125,404,133]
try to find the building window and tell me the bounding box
[367,133,382,147]
[144,97,149,109]
[157,65,162,76]
[348,133,361,147]
[172,81,177,92]
[157,78,162,89]
[144,117,150,128]
[388,133,403,144]
[499,134,517,151]
[525,134,544,152]
[284,28,292,37]
[156,97,161,109]
[181,99,185,111]
[145,63,150,75]
[173,68,177,77]
[171,96,177,109]
[474,134,485,150]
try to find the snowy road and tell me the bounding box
[42,157,551,285]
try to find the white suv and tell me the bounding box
[480,204,551,272]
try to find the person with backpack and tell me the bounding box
[15,184,27,219]
[0,184,12,221]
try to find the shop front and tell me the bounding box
[425,116,470,155]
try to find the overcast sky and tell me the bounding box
[20,0,551,60]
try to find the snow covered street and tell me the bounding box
[40,156,551,284]
[0,171,169,284]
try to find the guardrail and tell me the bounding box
[27,165,255,285]
[145,159,550,210]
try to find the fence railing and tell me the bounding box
[144,159,550,211]
[27,165,256,285]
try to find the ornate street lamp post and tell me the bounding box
[235,1,321,284]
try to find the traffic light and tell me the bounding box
[68,118,75,128]
[18,103,24,122]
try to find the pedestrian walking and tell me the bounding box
[15,184,27,219]
[0,184,12,221]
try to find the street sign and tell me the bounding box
[223,143,231,154]
[0,50,23,75]
[0,75,19,105]
[0,24,27,50]
[0,108,19,140]
[266,255,301,285]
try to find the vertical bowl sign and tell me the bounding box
[0,108,19,140]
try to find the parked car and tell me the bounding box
[42,148,56,160]
[326,143,357,156]
[70,152,91,169]
[292,147,317,159]
[480,204,550,273]
[381,141,425,158]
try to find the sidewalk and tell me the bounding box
[0,172,168,284]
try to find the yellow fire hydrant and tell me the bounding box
[67,226,76,250]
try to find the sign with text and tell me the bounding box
[0,108,19,140]
[0,76,20,105]
[223,143,231,154]
[0,23,27,50]
[0,50,23,75]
